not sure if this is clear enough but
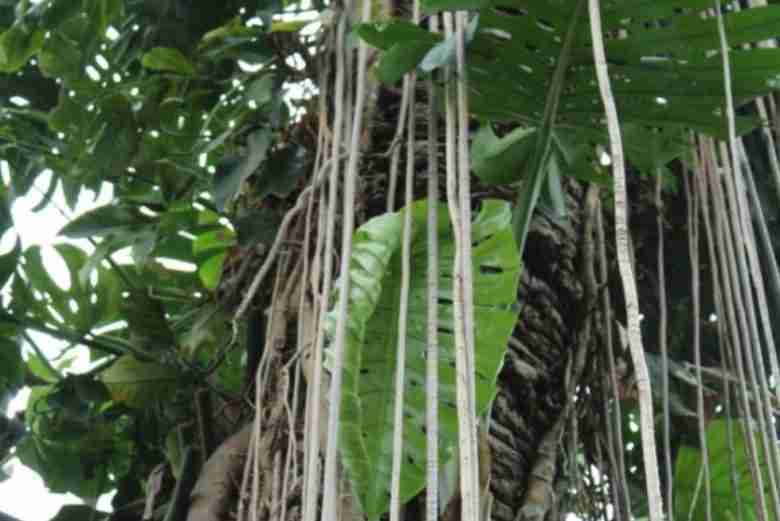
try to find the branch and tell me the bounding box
[0,311,126,357]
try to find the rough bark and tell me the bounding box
[490,181,593,521]
[187,423,252,521]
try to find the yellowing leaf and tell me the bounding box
[101,355,179,408]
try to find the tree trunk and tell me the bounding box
[490,181,597,521]
[192,82,611,521]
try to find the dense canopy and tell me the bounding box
[1,2,780,521]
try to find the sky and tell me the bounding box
[0,168,115,521]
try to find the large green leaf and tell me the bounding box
[19,244,123,333]
[360,1,780,166]
[675,419,777,521]
[101,354,180,409]
[19,380,131,498]
[326,199,521,520]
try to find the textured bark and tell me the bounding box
[489,181,590,521]
[187,423,252,521]
[198,83,606,521]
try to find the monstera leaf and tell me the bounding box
[359,1,780,246]
[325,199,521,520]
[360,2,780,135]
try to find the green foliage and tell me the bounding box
[101,354,181,408]
[18,377,132,497]
[214,128,273,211]
[326,199,521,520]
[141,47,197,76]
[675,419,777,521]
[358,0,780,246]
[0,0,305,508]
[471,125,535,185]
[0,337,24,397]
[0,0,777,518]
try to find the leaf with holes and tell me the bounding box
[325,199,521,520]
[364,1,780,202]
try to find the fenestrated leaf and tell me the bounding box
[18,382,123,497]
[674,419,777,521]
[510,0,585,252]
[101,354,180,409]
[325,199,521,520]
[595,5,780,63]
[15,436,108,498]
[366,0,780,192]
[141,47,197,76]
